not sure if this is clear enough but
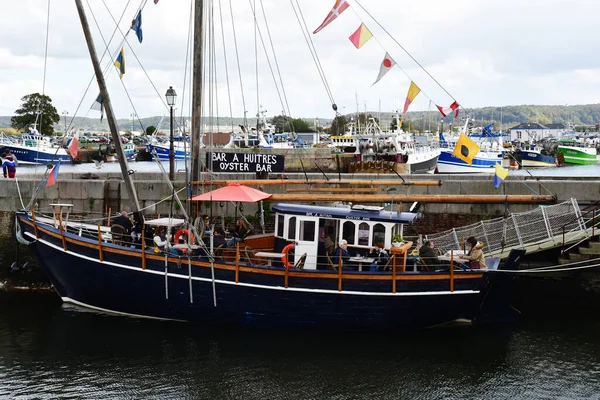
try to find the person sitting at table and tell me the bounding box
[419,240,440,269]
[227,218,248,247]
[459,236,487,269]
[331,239,351,268]
[203,227,227,249]
[153,227,168,253]
[368,243,389,272]
[113,210,133,234]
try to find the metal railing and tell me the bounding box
[426,199,586,258]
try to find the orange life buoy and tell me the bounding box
[281,243,295,268]
[174,228,194,244]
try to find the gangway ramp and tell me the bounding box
[426,199,596,260]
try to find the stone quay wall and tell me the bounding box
[1,171,598,235]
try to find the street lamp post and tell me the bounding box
[165,86,177,180]
[62,110,68,135]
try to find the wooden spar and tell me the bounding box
[192,179,441,187]
[191,0,204,186]
[267,194,556,204]
[286,188,382,193]
[74,0,141,217]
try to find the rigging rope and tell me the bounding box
[228,0,248,127]
[352,0,460,106]
[290,0,336,110]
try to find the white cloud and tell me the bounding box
[1,0,600,122]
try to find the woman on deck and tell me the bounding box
[459,236,487,269]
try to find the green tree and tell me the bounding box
[11,93,60,135]
[270,115,293,133]
[145,125,157,135]
[329,115,348,135]
[291,118,313,132]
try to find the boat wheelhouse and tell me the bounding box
[272,203,417,269]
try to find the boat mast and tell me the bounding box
[191,0,204,200]
[74,0,141,217]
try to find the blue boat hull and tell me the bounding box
[4,146,72,165]
[146,144,189,161]
[17,215,507,329]
[436,150,504,173]
[516,150,556,168]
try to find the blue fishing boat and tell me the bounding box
[436,120,504,174]
[515,148,557,168]
[0,129,72,165]
[146,135,191,161]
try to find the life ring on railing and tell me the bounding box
[281,243,295,268]
[174,228,194,244]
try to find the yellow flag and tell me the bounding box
[403,82,421,114]
[452,133,480,165]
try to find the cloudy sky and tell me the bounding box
[2,0,600,123]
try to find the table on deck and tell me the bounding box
[255,251,285,266]
[438,250,465,262]
[349,257,375,272]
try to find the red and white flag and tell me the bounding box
[437,101,460,118]
[68,131,79,159]
[313,0,349,34]
[371,52,396,86]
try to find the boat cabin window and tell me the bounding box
[342,221,356,245]
[276,214,284,237]
[288,217,296,240]
[372,223,385,247]
[300,220,316,242]
[358,222,369,246]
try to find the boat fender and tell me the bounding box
[281,243,295,268]
[174,228,194,244]
[16,224,34,245]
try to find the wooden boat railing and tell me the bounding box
[23,214,481,295]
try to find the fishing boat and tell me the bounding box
[0,127,72,165]
[146,134,191,161]
[557,139,597,165]
[514,145,557,168]
[436,118,504,173]
[358,116,439,173]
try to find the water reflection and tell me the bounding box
[1,292,600,399]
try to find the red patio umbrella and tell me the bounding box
[190,183,271,203]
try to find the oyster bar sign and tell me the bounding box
[207,152,285,173]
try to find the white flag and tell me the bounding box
[372,52,396,86]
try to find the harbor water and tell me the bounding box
[1,290,600,399]
[2,164,600,398]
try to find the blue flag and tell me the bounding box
[114,48,125,79]
[493,163,509,189]
[131,11,143,43]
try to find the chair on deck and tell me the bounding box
[325,253,338,271]
[293,253,307,269]
[382,256,395,271]
[418,256,431,272]
[244,246,254,265]
[213,244,225,260]
[110,224,126,246]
